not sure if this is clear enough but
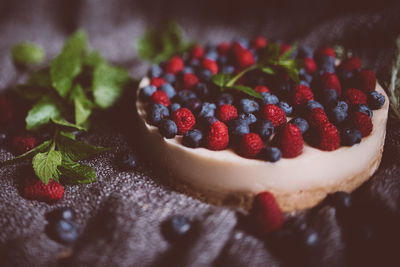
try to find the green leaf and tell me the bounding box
[262,43,280,64]
[84,50,105,67]
[11,42,45,66]
[212,73,232,87]
[279,43,297,61]
[230,85,263,100]
[261,67,275,75]
[32,150,62,185]
[60,131,76,140]
[51,118,87,131]
[92,62,130,109]
[282,64,300,84]
[25,95,63,131]
[62,30,87,54]
[56,134,109,161]
[13,84,48,101]
[27,68,52,88]
[0,140,52,166]
[58,158,96,184]
[70,84,93,125]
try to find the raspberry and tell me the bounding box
[206,121,229,150]
[279,44,291,56]
[251,36,268,50]
[357,69,376,93]
[238,133,264,158]
[320,73,342,96]
[304,57,317,73]
[23,178,64,202]
[252,191,285,234]
[307,108,329,129]
[255,85,270,93]
[263,104,287,127]
[315,46,335,58]
[339,56,362,72]
[201,58,219,74]
[173,108,196,135]
[190,45,204,59]
[151,90,171,107]
[11,135,37,154]
[218,104,238,123]
[316,123,341,151]
[232,41,246,55]
[164,56,184,74]
[291,85,314,106]
[236,49,255,69]
[217,42,231,55]
[182,73,199,89]
[275,123,303,158]
[0,95,14,125]
[350,112,373,137]
[150,77,166,88]
[345,88,367,106]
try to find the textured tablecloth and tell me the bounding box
[1,1,400,266]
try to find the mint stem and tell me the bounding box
[226,64,260,87]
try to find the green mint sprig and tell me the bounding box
[11,42,46,67]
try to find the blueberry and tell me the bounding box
[163,73,176,84]
[175,90,197,104]
[338,69,354,80]
[222,65,235,74]
[299,68,313,84]
[197,102,216,118]
[327,191,352,209]
[368,91,385,110]
[140,85,157,99]
[182,129,203,148]
[52,219,79,244]
[278,102,293,116]
[217,56,228,66]
[205,50,218,61]
[264,147,281,162]
[149,104,169,125]
[336,100,349,112]
[47,207,75,222]
[330,106,348,124]
[238,113,257,125]
[352,104,372,118]
[297,45,314,58]
[117,151,139,170]
[183,98,202,112]
[189,59,200,67]
[303,228,319,248]
[319,63,336,74]
[182,66,194,74]
[289,117,309,134]
[235,37,249,49]
[159,119,178,138]
[217,93,234,106]
[317,55,335,68]
[229,119,250,138]
[197,69,212,82]
[341,128,362,146]
[148,64,163,78]
[194,83,209,99]
[164,215,193,242]
[255,119,274,140]
[306,100,324,111]
[239,99,259,113]
[160,83,176,98]
[300,80,310,87]
[321,88,338,107]
[261,92,279,105]
[169,103,181,113]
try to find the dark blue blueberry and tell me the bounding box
[182,66,194,74]
[306,100,324,111]
[149,104,170,125]
[140,85,157,99]
[197,69,212,82]
[148,64,163,78]
[321,88,338,107]
[297,45,314,58]
[169,215,192,237]
[182,129,203,148]
[189,59,200,67]
[59,208,74,221]
[205,50,218,61]
[300,80,310,87]
[163,73,176,84]
[338,69,354,80]
[336,101,349,112]
[169,103,181,113]
[327,191,352,209]
[197,102,216,118]
[52,219,79,244]
[221,65,235,74]
[235,37,249,49]
[352,104,372,118]
[303,228,319,248]
[238,113,257,125]
[217,56,228,66]
[261,92,279,105]
[278,102,293,116]
[289,117,309,134]
[217,93,234,106]
[330,106,348,124]
[299,68,313,84]
[118,151,139,170]
[183,98,202,112]
[341,128,362,146]
[317,55,335,68]
[194,83,209,99]
[264,147,281,162]
[159,119,178,139]
[229,119,250,138]
[239,99,259,113]
[201,116,219,128]
[368,91,385,110]
[160,83,176,99]
[255,119,274,140]
[175,90,197,104]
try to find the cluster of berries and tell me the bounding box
[140,38,385,162]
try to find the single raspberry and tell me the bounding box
[315,46,335,58]
[279,44,291,56]
[357,69,376,93]
[252,191,285,234]
[217,42,231,55]
[182,73,199,89]
[345,88,367,106]
[236,49,255,69]
[255,85,270,93]
[201,58,219,74]
[316,123,341,151]
[339,56,362,72]
[307,108,329,129]
[304,57,317,73]
[206,121,229,150]
[291,85,314,106]
[11,135,38,154]
[151,90,171,107]
[275,123,303,158]
[150,77,166,88]
[263,104,287,127]
[164,56,184,74]
[173,108,196,135]
[23,178,64,202]
[251,36,268,50]
[232,41,246,55]
[190,45,204,59]
[0,95,14,125]
[350,112,373,137]
[218,104,238,123]
[238,133,264,158]
[320,73,342,96]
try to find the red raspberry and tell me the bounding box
[151,90,170,107]
[315,46,335,58]
[251,36,268,50]
[173,108,196,135]
[320,73,342,96]
[232,42,246,55]
[275,123,303,158]
[304,57,317,73]
[11,135,38,154]
[252,191,285,234]
[238,133,264,158]
[279,44,291,56]
[190,45,204,59]
[218,104,238,123]
[307,108,329,129]
[263,104,287,127]
[182,73,199,89]
[357,69,376,93]
[0,95,14,125]
[350,112,373,137]
[291,85,314,106]
[217,42,231,55]
[201,58,219,74]
[150,77,166,88]
[345,88,367,106]
[316,122,341,151]
[206,121,229,150]
[236,49,255,69]
[339,56,362,72]
[164,56,184,74]
[23,178,64,202]
[255,85,270,93]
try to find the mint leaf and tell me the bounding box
[32,150,62,185]
[231,85,263,100]
[70,84,93,125]
[0,140,52,166]
[84,50,105,67]
[60,131,76,140]
[11,42,45,66]
[56,134,109,161]
[92,62,130,109]
[51,118,87,131]
[62,30,87,54]
[26,95,63,131]
[59,158,96,184]
[279,43,297,61]
[13,84,48,101]
[212,73,231,87]
[261,67,275,75]
[27,68,52,88]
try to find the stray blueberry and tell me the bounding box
[327,191,352,210]
[341,128,362,146]
[261,92,279,105]
[217,93,234,106]
[169,215,192,237]
[51,219,79,244]
[117,151,138,170]
[160,83,176,98]
[140,85,157,99]
[289,117,309,134]
[239,99,259,113]
[47,207,75,223]
[352,104,372,118]
[368,91,385,110]
[278,102,293,116]
[264,147,281,162]
[182,129,203,148]
[255,119,274,140]
[238,113,257,125]
[303,228,319,248]
[149,104,169,125]
[159,119,178,139]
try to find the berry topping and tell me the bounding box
[149,104,169,125]
[148,64,163,78]
[150,77,166,88]
[315,123,341,151]
[352,104,372,118]
[23,178,64,202]
[238,113,257,125]
[201,58,218,74]
[255,118,274,140]
[140,85,157,99]
[197,102,216,118]
[166,215,193,240]
[341,128,362,146]
[252,191,285,234]
[251,36,268,50]
[169,103,181,113]
[160,83,176,98]
[357,69,376,93]
[306,100,324,111]
[238,133,264,158]
[368,91,385,110]
[321,88,338,107]
[320,73,342,96]
[159,119,178,139]
[345,88,367,106]
[206,121,229,150]
[275,123,304,158]
[173,108,196,135]
[182,73,199,89]
[307,108,329,129]
[190,45,205,59]
[182,129,203,148]
[236,49,256,69]
[339,56,362,72]
[289,117,309,134]
[11,135,37,154]
[263,104,287,127]
[263,147,282,162]
[262,92,279,105]
[350,112,373,137]
[315,46,335,58]
[217,42,231,55]
[304,57,317,73]
[292,85,314,106]
[151,90,171,107]
[218,104,238,123]
[255,85,270,93]
[165,56,184,74]
[229,119,250,140]
[240,99,259,113]
[116,151,139,170]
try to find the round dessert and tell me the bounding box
[136,40,389,212]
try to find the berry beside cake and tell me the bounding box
[136,38,388,212]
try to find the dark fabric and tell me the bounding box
[1,1,400,266]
